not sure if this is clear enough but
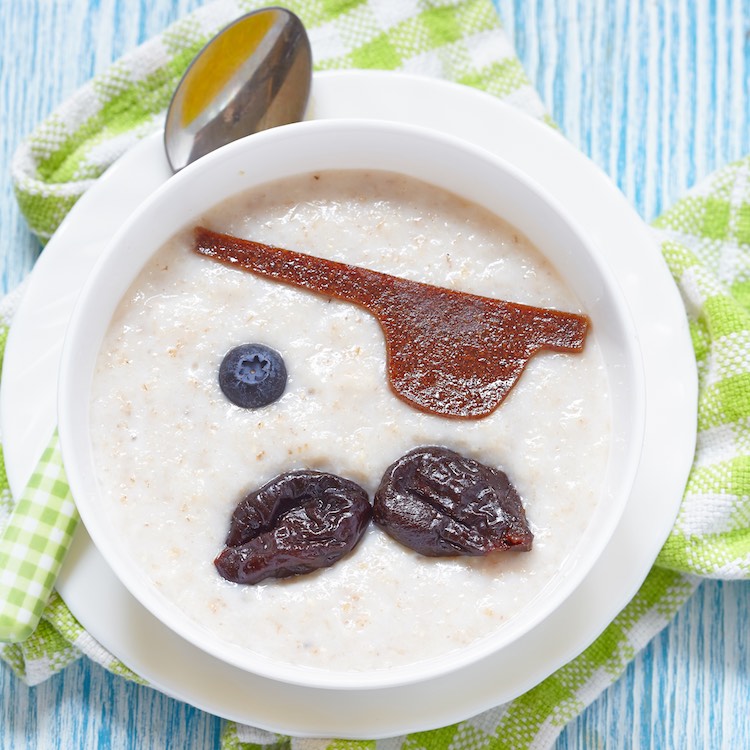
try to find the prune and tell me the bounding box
[373,446,533,557]
[218,343,287,409]
[215,471,372,584]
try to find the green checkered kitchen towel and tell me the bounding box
[0,433,77,643]
[1,0,748,748]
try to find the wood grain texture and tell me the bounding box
[493,4,750,742]
[497,0,750,221]
[1,1,749,748]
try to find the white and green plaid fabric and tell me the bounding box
[0,432,78,643]
[1,1,748,749]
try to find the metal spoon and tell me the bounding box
[164,7,312,172]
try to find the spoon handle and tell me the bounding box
[0,430,79,643]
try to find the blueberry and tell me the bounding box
[218,343,287,409]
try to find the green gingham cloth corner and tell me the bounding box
[2,0,749,748]
[653,160,750,580]
[0,431,78,643]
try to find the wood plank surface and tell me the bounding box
[1,1,749,748]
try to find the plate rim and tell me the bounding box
[0,69,697,738]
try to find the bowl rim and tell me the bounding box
[58,116,646,690]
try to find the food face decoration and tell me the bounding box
[195,228,589,585]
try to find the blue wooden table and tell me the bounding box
[2,1,749,747]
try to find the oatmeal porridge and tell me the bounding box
[88,170,611,672]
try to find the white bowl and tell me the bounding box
[58,119,645,690]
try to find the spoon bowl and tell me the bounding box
[164,7,312,172]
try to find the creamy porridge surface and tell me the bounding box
[89,170,611,672]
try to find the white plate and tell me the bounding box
[0,71,697,738]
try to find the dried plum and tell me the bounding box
[373,446,533,557]
[215,471,371,584]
